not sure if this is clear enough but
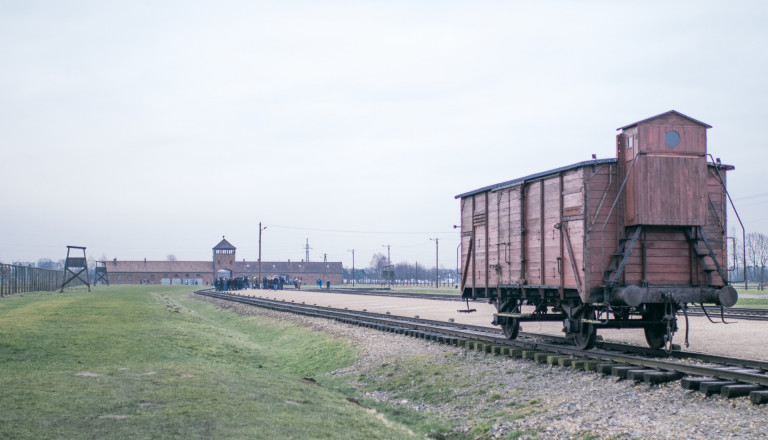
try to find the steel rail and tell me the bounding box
[310,288,768,321]
[197,290,768,396]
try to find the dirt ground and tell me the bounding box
[239,288,768,361]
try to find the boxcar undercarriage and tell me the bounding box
[481,282,737,350]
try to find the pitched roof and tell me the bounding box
[235,261,343,274]
[105,259,343,274]
[107,260,212,273]
[616,110,711,131]
[455,158,616,199]
[213,237,236,250]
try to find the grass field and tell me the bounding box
[735,297,768,307]
[9,283,755,439]
[734,284,768,307]
[0,286,422,439]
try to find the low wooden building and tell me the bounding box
[106,238,343,286]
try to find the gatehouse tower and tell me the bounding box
[213,236,236,279]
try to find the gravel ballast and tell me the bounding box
[198,293,768,439]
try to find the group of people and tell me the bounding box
[213,275,302,292]
[214,276,251,291]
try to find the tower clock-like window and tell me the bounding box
[665,130,680,147]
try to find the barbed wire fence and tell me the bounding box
[0,263,87,297]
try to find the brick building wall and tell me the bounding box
[104,238,343,286]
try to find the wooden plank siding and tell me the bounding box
[496,186,524,284]
[460,165,591,299]
[459,197,474,292]
[524,181,542,285]
[584,162,620,298]
[703,165,729,285]
[623,112,709,226]
[638,122,707,155]
[627,155,707,225]
[458,160,730,300]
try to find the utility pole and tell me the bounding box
[456,242,461,286]
[382,244,391,289]
[305,238,311,262]
[430,237,439,288]
[258,222,267,288]
[347,249,355,287]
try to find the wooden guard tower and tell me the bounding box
[94,261,109,286]
[60,246,91,292]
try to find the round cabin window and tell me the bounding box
[665,130,680,147]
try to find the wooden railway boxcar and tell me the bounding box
[456,111,737,350]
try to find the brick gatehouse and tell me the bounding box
[105,237,343,286]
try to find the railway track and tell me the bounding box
[197,289,768,405]
[686,305,768,321]
[313,288,768,321]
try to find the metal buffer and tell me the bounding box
[60,246,91,292]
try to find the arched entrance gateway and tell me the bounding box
[217,269,232,279]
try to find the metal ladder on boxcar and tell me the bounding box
[602,225,643,288]
[683,226,727,287]
[603,225,728,289]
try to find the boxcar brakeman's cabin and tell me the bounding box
[456,111,737,350]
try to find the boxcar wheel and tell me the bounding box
[643,304,667,350]
[499,299,521,340]
[502,318,520,339]
[644,325,667,350]
[573,308,597,350]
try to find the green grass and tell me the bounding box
[718,285,768,308]
[341,352,548,439]
[0,286,417,439]
[735,297,768,307]
[733,285,768,307]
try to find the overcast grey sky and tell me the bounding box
[1,0,766,271]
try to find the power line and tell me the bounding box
[267,224,457,235]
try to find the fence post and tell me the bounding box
[0,264,74,296]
